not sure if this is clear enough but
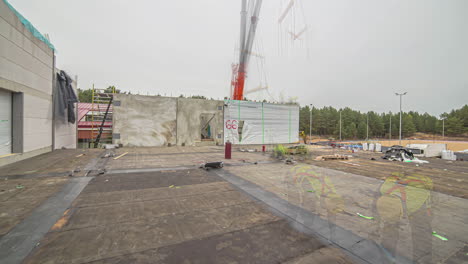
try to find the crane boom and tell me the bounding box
[278,0,294,24]
[244,85,268,95]
[233,0,263,100]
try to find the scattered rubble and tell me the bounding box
[199,162,224,170]
[287,145,308,155]
[381,145,429,163]
[315,154,349,161]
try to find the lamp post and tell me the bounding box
[366,113,369,140]
[389,115,392,140]
[339,110,342,141]
[442,118,445,140]
[309,104,313,144]
[395,92,407,146]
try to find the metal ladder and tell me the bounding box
[91,85,115,148]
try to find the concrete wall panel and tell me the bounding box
[23,94,52,152]
[0,57,52,96]
[0,1,53,57]
[0,35,52,81]
[113,94,177,147]
[23,94,52,119]
[176,98,224,146]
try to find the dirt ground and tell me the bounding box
[304,146,468,199]
[353,140,468,152]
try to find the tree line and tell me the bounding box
[299,105,468,139]
[77,87,466,138]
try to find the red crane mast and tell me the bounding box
[232,0,263,100]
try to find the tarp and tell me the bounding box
[223,100,299,144]
[56,70,78,123]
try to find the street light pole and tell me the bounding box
[366,113,369,140]
[389,115,392,140]
[309,104,313,144]
[339,110,342,141]
[442,118,445,139]
[395,92,407,146]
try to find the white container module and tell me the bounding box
[375,143,382,152]
[362,143,368,151]
[441,150,457,161]
[407,143,446,158]
[368,143,375,152]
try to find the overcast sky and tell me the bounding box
[9,0,468,116]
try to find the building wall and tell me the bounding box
[113,95,299,147]
[113,94,177,147]
[176,98,224,146]
[224,100,300,144]
[0,0,55,166]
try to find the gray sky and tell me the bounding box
[9,0,468,116]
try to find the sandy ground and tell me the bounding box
[356,140,468,152]
[308,137,468,152]
[304,147,468,199]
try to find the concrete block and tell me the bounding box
[176,98,224,146]
[113,94,177,147]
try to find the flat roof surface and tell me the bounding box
[0,145,467,263]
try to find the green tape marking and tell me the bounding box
[168,185,175,188]
[288,108,291,143]
[238,100,241,143]
[432,231,448,241]
[307,190,315,193]
[16,184,24,189]
[357,213,374,220]
[261,102,264,144]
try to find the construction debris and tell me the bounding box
[356,213,374,220]
[113,152,128,160]
[102,152,116,158]
[382,145,429,163]
[240,149,257,152]
[432,231,448,241]
[200,162,224,170]
[104,144,119,149]
[287,145,308,155]
[315,154,349,161]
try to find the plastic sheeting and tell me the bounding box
[2,0,55,51]
[223,100,299,144]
